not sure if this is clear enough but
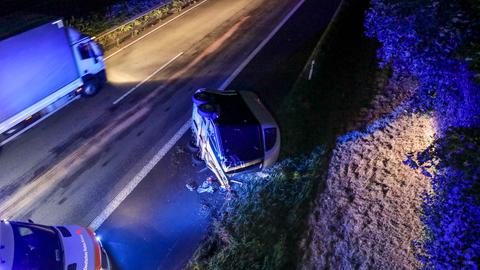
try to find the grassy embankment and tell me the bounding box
[187,0,383,269]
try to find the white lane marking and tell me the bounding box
[112,52,184,105]
[89,120,191,230]
[218,0,306,90]
[104,0,208,61]
[308,60,315,80]
[90,0,305,230]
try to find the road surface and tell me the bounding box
[0,0,340,268]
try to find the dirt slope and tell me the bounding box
[302,81,435,269]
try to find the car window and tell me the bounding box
[11,222,63,270]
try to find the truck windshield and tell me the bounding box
[11,222,63,270]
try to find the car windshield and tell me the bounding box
[11,222,63,270]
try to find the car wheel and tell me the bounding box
[187,137,199,153]
[192,90,211,105]
[198,103,217,118]
[192,151,204,166]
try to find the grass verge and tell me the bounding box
[188,149,326,270]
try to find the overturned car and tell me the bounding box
[190,88,280,189]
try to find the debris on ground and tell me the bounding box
[186,181,198,192]
[256,172,269,178]
[197,177,217,194]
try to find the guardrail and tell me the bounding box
[93,0,198,52]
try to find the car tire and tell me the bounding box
[192,90,211,105]
[82,77,99,97]
[198,103,217,118]
[192,151,204,166]
[187,137,199,153]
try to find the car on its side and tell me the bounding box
[191,88,280,189]
[0,219,110,270]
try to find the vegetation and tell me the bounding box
[67,0,173,36]
[67,0,194,50]
[188,149,326,270]
[366,0,480,268]
[365,0,480,130]
[0,0,194,51]
[409,128,480,268]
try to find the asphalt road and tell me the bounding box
[0,0,340,268]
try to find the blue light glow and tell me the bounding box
[0,21,80,123]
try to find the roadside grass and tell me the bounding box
[187,0,383,269]
[188,149,326,270]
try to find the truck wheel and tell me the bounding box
[82,78,99,97]
[198,103,217,118]
[192,90,211,105]
[192,151,205,166]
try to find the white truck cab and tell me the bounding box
[191,89,281,189]
[0,220,110,270]
[68,27,106,96]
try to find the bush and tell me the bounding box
[409,128,480,268]
[366,1,480,268]
[365,0,480,130]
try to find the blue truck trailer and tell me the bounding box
[0,19,106,147]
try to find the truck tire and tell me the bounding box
[82,78,99,97]
[192,89,211,105]
[198,103,217,118]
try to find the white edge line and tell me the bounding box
[90,0,305,230]
[112,52,184,105]
[104,0,208,61]
[89,120,191,230]
[218,0,306,90]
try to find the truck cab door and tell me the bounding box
[74,41,104,77]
